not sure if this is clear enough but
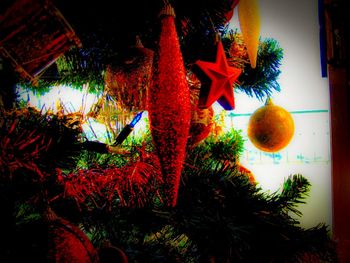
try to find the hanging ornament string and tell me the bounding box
[147,3,191,207]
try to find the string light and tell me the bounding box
[113,111,144,145]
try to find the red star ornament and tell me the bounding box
[195,40,242,110]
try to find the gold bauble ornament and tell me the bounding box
[247,98,294,152]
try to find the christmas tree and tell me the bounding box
[0,0,338,262]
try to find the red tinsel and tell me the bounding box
[59,151,163,209]
[147,5,191,207]
[0,118,50,181]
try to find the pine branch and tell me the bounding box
[280,174,311,215]
[186,128,245,167]
[53,46,113,91]
[237,38,283,100]
[0,106,83,176]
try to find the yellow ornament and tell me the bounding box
[248,98,294,152]
[238,0,260,68]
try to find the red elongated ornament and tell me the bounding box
[147,5,191,206]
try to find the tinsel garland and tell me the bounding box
[58,151,162,209]
[0,106,86,199]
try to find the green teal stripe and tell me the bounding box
[290,110,329,114]
[227,109,329,117]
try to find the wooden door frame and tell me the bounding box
[323,0,350,261]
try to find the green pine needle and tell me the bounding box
[237,38,283,100]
